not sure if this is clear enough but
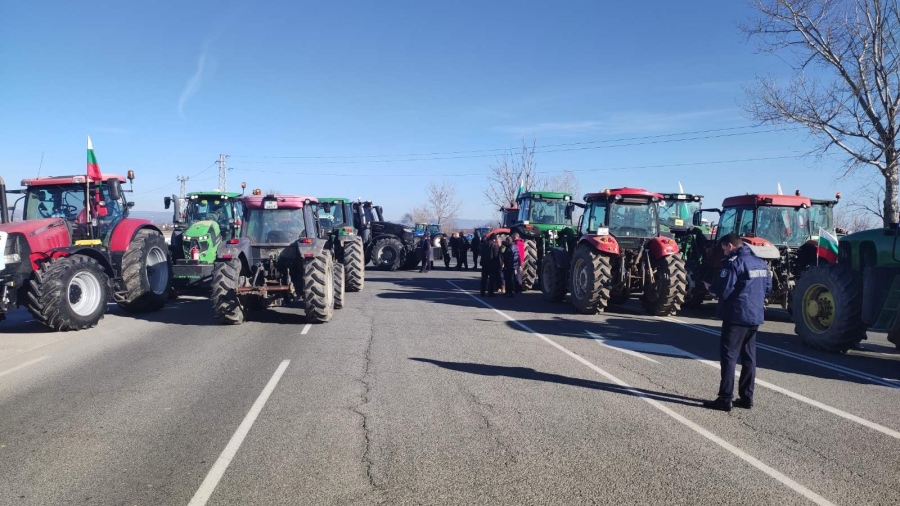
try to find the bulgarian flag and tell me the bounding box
[87,136,102,182]
[817,227,839,263]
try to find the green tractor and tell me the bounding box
[508,191,579,290]
[658,193,715,307]
[316,197,365,291]
[165,186,245,290]
[793,225,900,352]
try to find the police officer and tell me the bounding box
[703,233,772,411]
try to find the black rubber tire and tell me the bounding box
[402,248,421,270]
[344,238,365,292]
[569,245,612,314]
[642,254,688,316]
[521,239,538,291]
[26,255,109,331]
[116,230,172,313]
[211,259,245,324]
[540,254,567,302]
[792,263,867,353]
[372,237,404,271]
[304,253,335,323]
[333,262,345,310]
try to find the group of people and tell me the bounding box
[419,231,482,273]
[479,232,524,297]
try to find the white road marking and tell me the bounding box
[301,324,311,335]
[585,330,659,363]
[0,356,50,378]
[188,360,290,506]
[448,282,835,506]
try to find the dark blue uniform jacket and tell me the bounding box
[714,245,772,326]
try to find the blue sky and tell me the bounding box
[0,0,861,223]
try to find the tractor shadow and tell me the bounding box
[505,315,900,388]
[410,357,705,408]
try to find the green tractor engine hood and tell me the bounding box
[181,220,222,263]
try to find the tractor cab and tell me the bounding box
[658,193,704,232]
[317,198,354,234]
[581,188,663,243]
[499,206,519,228]
[716,194,812,252]
[242,194,318,246]
[516,192,574,226]
[413,223,441,237]
[806,192,842,236]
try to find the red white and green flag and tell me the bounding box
[87,135,102,182]
[817,227,838,263]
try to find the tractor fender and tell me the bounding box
[647,236,680,260]
[485,228,510,241]
[548,247,571,270]
[741,236,781,259]
[579,235,619,256]
[296,238,328,259]
[42,246,116,278]
[108,219,161,253]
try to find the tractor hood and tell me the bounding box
[741,236,781,259]
[182,220,221,239]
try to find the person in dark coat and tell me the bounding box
[419,236,432,273]
[457,233,469,269]
[482,235,503,296]
[501,235,520,297]
[449,233,459,264]
[470,232,481,269]
[703,233,772,411]
[440,234,451,269]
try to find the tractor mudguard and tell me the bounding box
[485,228,511,241]
[647,236,680,260]
[549,247,571,269]
[741,236,781,259]
[580,235,619,256]
[43,246,116,278]
[108,219,160,253]
[296,238,328,258]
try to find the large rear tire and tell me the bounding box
[333,262,345,310]
[521,239,538,291]
[27,255,109,331]
[116,230,172,313]
[344,238,365,292]
[211,259,245,324]
[304,254,335,323]
[540,254,567,302]
[372,237,404,271]
[569,245,611,314]
[792,264,867,353]
[642,254,688,316]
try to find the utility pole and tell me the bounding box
[218,154,230,192]
[176,175,189,198]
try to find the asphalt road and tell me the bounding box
[0,266,898,505]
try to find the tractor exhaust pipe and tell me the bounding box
[0,177,8,223]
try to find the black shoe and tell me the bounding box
[702,398,732,412]
[734,398,753,409]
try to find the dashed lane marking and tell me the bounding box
[0,356,50,378]
[301,324,311,335]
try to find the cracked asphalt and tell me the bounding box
[0,267,898,505]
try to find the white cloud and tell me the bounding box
[178,41,213,120]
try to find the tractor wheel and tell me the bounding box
[116,230,172,313]
[793,264,867,353]
[344,238,365,292]
[333,262,345,310]
[402,248,421,270]
[569,245,611,314]
[372,237,404,271]
[540,254,567,302]
[26,255,109,331]
[211,259,245,324]
[303,253,335,323]
[521,239,538,291]
[642,254,688,316]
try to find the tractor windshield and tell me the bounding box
[24,183,125,225]
[185,196,233,231]
[245,208,307,244]
[658,199,700,230]
[755,206,811,247]
[609,201,658,237]
[427,224,440,235]
[808,203,834,234]
[522,198,570,225]
[317,203,346,229]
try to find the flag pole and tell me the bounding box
[86,136,93,239]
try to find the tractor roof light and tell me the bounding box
[563,195,571,201]
[253,188,262,195]
[836,192,842,200]
[693,196,701,202]
[795,190,801,196]
[127,170,135,181]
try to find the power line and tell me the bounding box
[133,160,218,197]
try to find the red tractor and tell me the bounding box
[483,205,519,242]
[541,188,687,315]
[0,173,172,331]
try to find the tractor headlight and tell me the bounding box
[198,234,210,242]
[1,232,22,271]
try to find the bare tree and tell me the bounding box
[743,0,900,225]
[836,208,882,232]
[546,169,581,198]
[485,138,543,208]
[428,181,462,229]
[846,182,886,222]
[401,204,433,226]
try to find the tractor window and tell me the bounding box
[716,208,738,240]
[659,199,700,229]
[808,204,833,234]
[185,197,233,233]
[737,208,755,237]
[518,199,531,223]
[528,198,570,225]
[245,208,307,244]
[317,202,346,229]
[756,206,810,247]
[25,185,86,221]
[427,224,440,235]
[609,202,657,237]
[582,203,607,234]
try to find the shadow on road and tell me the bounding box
[410,357,705,408]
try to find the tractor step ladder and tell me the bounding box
[872,275,900,331]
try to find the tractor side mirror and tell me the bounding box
[565,203,574,220]
[164,196,172,209]
[126,202,135,208]
[108,181,122,201]
[692,210,702,227]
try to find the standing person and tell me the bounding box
[511,232,525,293]
[470,231,481,269]
[449,232,459,267]
[419,236,433,273]
[501,236,520,298]
[703,233,772,411]
[440,234,451,269]
[482,234,502,296]
[457,232,469,270]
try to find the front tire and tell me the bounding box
[211,259,245,324]
[642,254,688,316]
[792,264,867,353]
[27,255,109,331]
[540,254,567,302]
[344,238,365,292]
[372,237,404,271]
[333,262,345,310]
[569,245,611,314]
[304,254,335,323]
[116,230,172,313]
[521,239,538,291]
